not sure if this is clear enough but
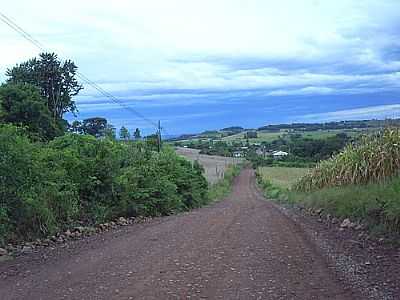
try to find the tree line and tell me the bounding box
[70,118,142,141]
[257,119,398,132]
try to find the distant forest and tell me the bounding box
[257,119,399,132]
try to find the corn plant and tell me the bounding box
[294,128,400,191]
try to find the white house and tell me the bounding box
[233,151,244,158]
[272,151,288,158]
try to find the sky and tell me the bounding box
[0,0,400,135]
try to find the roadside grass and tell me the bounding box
[256,167,307,203]
[208,164,242,201]
[287,179,400,234]
[256,166,400,236]
[257,167,309,189]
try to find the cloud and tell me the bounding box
[268,87,335,96]
[1,0,400,132]
[299,104,400,122]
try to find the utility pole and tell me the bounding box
[157,120,162,152]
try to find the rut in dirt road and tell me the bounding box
[0,169,356,299]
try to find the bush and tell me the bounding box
[0,83,64,140]
[0,125,79,240]
[0,126,208,245]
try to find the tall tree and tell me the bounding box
[6,52,83,121]
[81,117,108,137]
[119,126,130,140]
[145,134,159,151]
[134,128,141,140]
[104,124,116,139]
[0,83,62,140]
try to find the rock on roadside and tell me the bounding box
[340,218,352,228]
[0,248,7,256]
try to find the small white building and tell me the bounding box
[233,151,244,158]
[272,150,288,158]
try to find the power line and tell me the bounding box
[0,11,159,129]
[0,12,46,51]
[75,72,158,127]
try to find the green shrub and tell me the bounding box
[0,126,209,245]
[0,125,79,239]
[48,134,123,220]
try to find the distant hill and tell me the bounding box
[220,126,244,132]
[169,118,400,142]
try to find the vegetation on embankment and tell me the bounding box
[257,129,400,234]
[294,128,400,191]
[257,169,400,234]
[0,52,221,248]
[0,124,209,246]
[207,164,242,201]
[289,179,400,233]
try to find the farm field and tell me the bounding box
[222,129,367,144]
[257,167,308,189]
[222,131,282,143]
[174,128,371,145]
[175,147,242,184]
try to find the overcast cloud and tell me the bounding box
[1,0,400,133]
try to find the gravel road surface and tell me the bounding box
[0,169,356,299]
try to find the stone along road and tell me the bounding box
[0,169,356,299]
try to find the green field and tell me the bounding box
[222,131,283,143]
[301,129,362,139]
[222,129,366,144]
[257,167,308,189]
[172,127,376,147]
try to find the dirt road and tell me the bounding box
[0,169,356,299]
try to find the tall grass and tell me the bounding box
[208,164,241,201]
[295,128,400,191]
[256,167,400,235]
[289,178,400,234]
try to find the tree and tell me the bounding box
[81,117,108,137]
[104,124,116,139]
[69,120,83,134]
[245,131,258,139]
[134,128,141,140]
[145,134,159,151]
[0,83,62,140]
[6,52,83,121]
[119,126,130,140]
